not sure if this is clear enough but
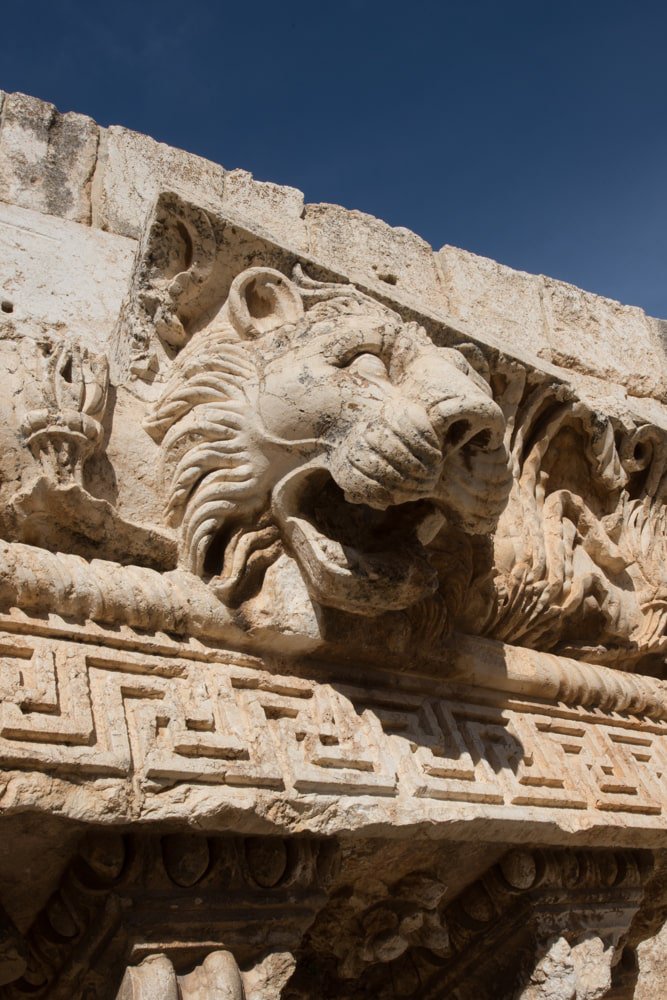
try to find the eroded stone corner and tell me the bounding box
[0,91,99,224]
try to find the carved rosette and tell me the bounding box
[287,848,652,1000]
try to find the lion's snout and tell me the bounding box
[331,397,506,514]
[330,347,508,520]
[428,393,505,455]
[411,348,505,457]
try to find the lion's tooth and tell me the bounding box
[287,516,351,573]
[417,507,446,545]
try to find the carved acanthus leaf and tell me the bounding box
[454,362,667,674]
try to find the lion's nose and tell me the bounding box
[428,395,505,454]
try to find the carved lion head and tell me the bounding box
[145,266,510,615]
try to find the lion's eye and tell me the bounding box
[344,352,389,380]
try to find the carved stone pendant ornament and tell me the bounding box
[1,91,667,998]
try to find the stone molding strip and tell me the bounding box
[1,539,666,719]
[451,635,667,720]
[1,628,667,835]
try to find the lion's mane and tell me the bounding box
[144,268,398,601]
[144,323,280,602]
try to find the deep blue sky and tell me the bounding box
[3,1,667,315]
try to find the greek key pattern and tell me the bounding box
[1,632,666,817]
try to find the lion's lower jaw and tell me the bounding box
[283,514,439,615]
[269,462,443,615]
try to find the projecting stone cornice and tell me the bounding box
[2,90,667,999]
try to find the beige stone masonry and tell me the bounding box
[221,168,307,250]
[0,91,98,224]
[91,130,306,247]
[437,245,552,361]
[0,201,135,352]
[438,243,667,400]
[1,89,667,1000]
[304,202,446,314]
[1,91,664,397]
[90,123,227,239]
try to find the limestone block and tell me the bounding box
[222,168,307,250]
[542,275,667,399]
[649,315,667,349]
[91,125,227,239]
[634,919,667,999]
[304,202,445,313]
[242,952,296,1000]
[438,243,667,397]
[0,92,98,224]
[0,201,135,354]
[437,244,552,362]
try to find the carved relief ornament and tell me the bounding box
[103,193,667,682]
[143,263,512,617]
[0,191,666,679]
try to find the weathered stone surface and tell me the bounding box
[222,168,307,250]
[634,920,667,999]
[437,244,552,362]
[305,202,446,313]
[0,90,667,999]
[438,242,667,398]
[91,128,308,250]
[91,124,227,239]
[0,200,135,352]
[542,274,667,399]
[0,92,98,224]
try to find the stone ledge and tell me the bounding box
[437,243,667,402]
[90,123,227,240]
[304,202,446,315]
[1,615,666,843]
[1,90,665,403]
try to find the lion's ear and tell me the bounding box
[226,267,304,339]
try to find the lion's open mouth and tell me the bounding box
[273,467,444,614]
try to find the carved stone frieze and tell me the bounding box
[1,624,667,836]
[3,103,667,999]
[463,366,667,672]
[0,831,337,999]
[141,260,510,618]
[288,847,652,999]
[3,333,174,568]
[113,192,219,378]
[0,830,654,1000]
[8,335,110,548]
[0,192,665,672]
[19,336,109,485]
